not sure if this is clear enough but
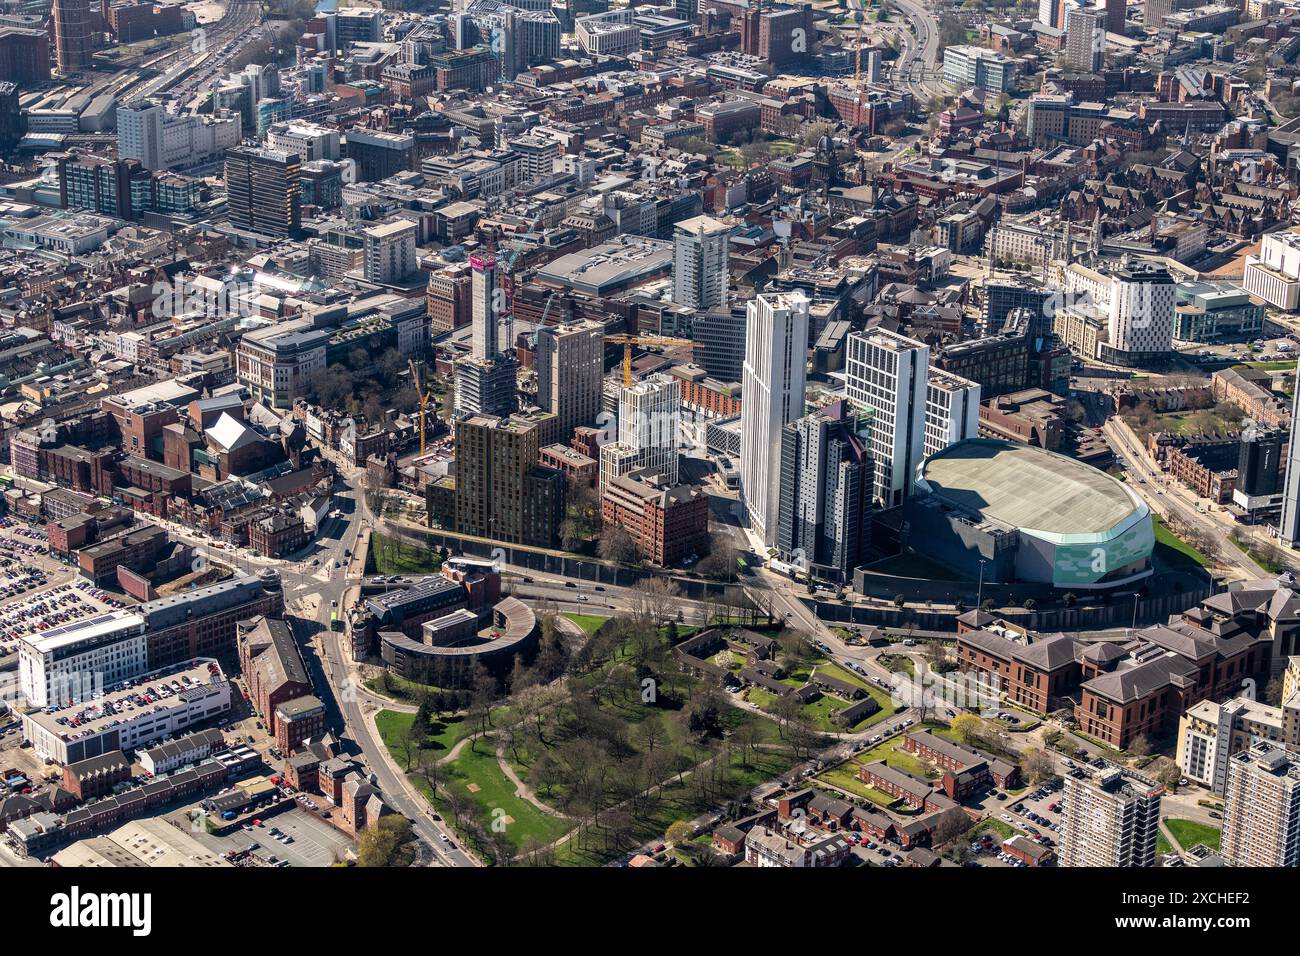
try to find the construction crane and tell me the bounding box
[408,358,435,454]
[606,335,695,388]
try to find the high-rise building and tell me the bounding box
[740,292,809,543]
[1060,762,1163,867]
[453,355,516,418]
[673,215,730,311]
[1280,360,1300,548]
[1106,261,1176,361]
[692,306,747,383]
[428,263,472,337]
[535,320,604,444]
[450,414,564,547]
[1237,424,1284,500]
[118,104,242,172]
[1064,6,1105,73]
[1243,230,1300,312]
[0,27,52,84]
[1143,0,1173,29]
[923,368,981,459]
[941,45,1016,95]
[58,153,151,221]
[1037,0,1065,27]
[363,219,418,284]
[1104,0,1126,33]
[775,401,873,581]
[845,328,928,508]
[1177,688,1300,795]
[52,0,92,75]
[1221,741,1300,867]
[599,374,681,496]
[224,146,301,238]
[470,254,499,360]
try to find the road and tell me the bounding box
[1102,418,1267,580]
[290,472,477,866]
[891,0,944,104]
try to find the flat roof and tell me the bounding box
[24,610,144,656]
[25,659,226,740]
[920,439,1141,536]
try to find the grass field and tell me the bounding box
[365,672,449,703]
[1153,516,1210,569]
[441,739,573,854]
[1165,818,1222,852]
[560,612,609,636]
[815,762,902,806]
[375,709,477,762]
[842,736,940,781]
[369,531,443,576]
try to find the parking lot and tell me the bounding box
[180,806,355,867]
[0,577,127,658]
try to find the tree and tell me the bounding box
[1128,733,1153,758]
[1156,762,1182,791]
[950,713,984,745]
[356,816,413,867]
[801,122,835,148]
[685,136,718,158]
[1021,747,1055,785]
[665,820,694,848]
[1265,676,1285,707]
[631,576,680,628]
[468,662,498,746]
[739,141,772,166]
[597,524,641,564]
[930,809,972,847]
[893,594,907,609]
[696,538,738,581]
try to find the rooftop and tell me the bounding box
[920,439,1144,537]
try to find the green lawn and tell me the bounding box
[974,818,1025,840]
[1165,818,1222,852]
[878,654,915,676]
[366,672,451,703]
[560,612,609,637]
[1153,516,1209,569]
[440,738,573,854]
[1237,360,1296,371]
[375,709,477,762]
[842,736,941,781]
[815,763,902,806]
[369,531,443,576]
[551,744,797,866]
[1231,536,1286,573]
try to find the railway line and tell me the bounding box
[121,0,266,107]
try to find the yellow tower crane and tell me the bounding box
[606,334,695,388]
[408,358,435,454]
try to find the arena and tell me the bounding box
[906,439,1154,590]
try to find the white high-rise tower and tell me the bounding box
[673,215,730,310]
[739,292,809,543]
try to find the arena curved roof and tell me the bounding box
[919,439,1145,540]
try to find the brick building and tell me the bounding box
[237,616,313,741]
[601,469,710,566]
